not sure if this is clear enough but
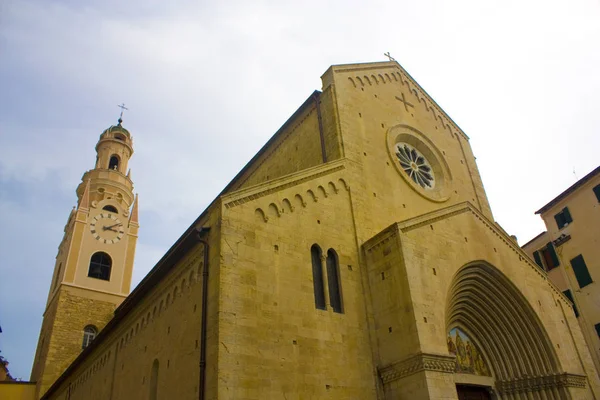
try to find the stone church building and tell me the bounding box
[27,61,600,399]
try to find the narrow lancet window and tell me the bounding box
[326,249,343,313]
[311,244,326,310]
[150,359,159,400]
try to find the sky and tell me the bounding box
[1,0,599,380]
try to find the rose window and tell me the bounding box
[395,143,435,189]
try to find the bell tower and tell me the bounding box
[30,118,140,398]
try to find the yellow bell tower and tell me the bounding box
[30,117,139,398]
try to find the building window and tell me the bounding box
[103,205,118,213]
[150,359,159,400]
[554,207,572,229]
[326,249,343,313]
[562,290,579,317]
[571,254,593,288]
[595,323,600,338]
[594,184,600,202]
[311,244,326,310]
[82,325,98,349]
[533,242,560,271]
[88,252,112,281]
[108,155,120,171]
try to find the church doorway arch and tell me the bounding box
[446,262,567,399]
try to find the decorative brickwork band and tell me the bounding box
[379,353,456,384]
[497,373,587,394]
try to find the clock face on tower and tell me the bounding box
[90,213,124,244]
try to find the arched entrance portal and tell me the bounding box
[447,262,568,399]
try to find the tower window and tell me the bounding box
[326,249,343,313]
[311,244,326,310]
[115,134,125,141]
[103,205,118,213]
[82,325,98,349]
[88,252,112,281]
[109,155,120,171]
[594,184,600,202]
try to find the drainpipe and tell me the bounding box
[196,226,211,400]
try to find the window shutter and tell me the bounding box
[593,184,600,202]
[546,242,560,268]
[533,251,543,268]
[562,290,579,317]
[571,255,593,288]
[554,213,562,229]
[563,207,572,224]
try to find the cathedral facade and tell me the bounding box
[35,61,599,399]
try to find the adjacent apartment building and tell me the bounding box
[523,166,600,375]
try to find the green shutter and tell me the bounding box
[563,207,573,224]
[533,251,543,268]
[562,290,579,317]
[571,255,593,288]
[593,184,600,202]
[554,213,562,229]
[546,242,560,268]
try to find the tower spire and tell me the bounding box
[130,193,139,225]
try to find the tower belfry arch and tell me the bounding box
[447,262,578,399]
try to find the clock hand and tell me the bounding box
[104,223,123,230]
[102,224,122,232]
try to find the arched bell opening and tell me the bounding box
[446,262,567,399]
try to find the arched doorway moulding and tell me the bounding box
[445,261,587,398]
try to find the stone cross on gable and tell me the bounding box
[395,93,414,112]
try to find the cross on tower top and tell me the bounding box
[117,103,128,125]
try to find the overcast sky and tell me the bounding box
[1,0,599,380]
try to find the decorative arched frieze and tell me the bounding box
[282,198,294,213]
[267,203,281,218]
[294,194,306,209]
[328,181,338,194]
[317,185,328,198]
[255,208,268,223]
